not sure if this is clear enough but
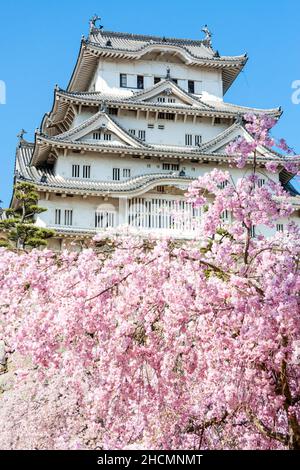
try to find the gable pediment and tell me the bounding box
[146,91,191,107]
[52,111,145,148]
[201,124,280,159]
[130,80,208,108]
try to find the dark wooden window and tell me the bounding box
[108,107,118,115]
[137,75,144,89]
[188,80,195,94]
[120,74,127,88]
[158,112,175,120]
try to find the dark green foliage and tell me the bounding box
[0,182,54,249]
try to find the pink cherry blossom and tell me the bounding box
[0,114,299,450]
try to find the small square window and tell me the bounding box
[258,178,265,188]
[93,131,101,140]
[276,224,284,232]
[123,168,131,178]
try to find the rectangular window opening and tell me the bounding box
[64,209,73,226]
[137,75,144,89]
[120,73,127,88]
[72,164,80,178]
[55,209,61,225]
[188,80,195,94]
[113,168,120,181]
[83,165,91,179]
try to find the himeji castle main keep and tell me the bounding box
[11,18,300,249]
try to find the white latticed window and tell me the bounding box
[276,223,284,232]
[219,181,229,189]
[162,163,179,171]
[221,210,230,223]
[257,178,265,188]
[185,134,192,146]
[72,164,80,178]
[64,210,73,226]
[95,211,116,228]
[93,132,101,140]
[128,198,201,232]
[194,135,202,146]
[123,168,131,178]
[113,168,120,181]
[83,165,91,179]
[55,209,61,225]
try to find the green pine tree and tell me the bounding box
[0,182,55,249]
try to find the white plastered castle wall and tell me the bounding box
[92,59,223,98]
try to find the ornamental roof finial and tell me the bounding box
[17,129,27,141]
[100,100,107,113]
[201,24,212,47]
[89,14,103,33]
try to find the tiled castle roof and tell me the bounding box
[15,140,196,195]
[56,88,281,117]
[88,30,242,62]
[68,30,247,93]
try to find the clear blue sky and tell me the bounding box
[0,0,299,206]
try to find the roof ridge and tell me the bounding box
[86,38,247,63]
[89,29,208,47]
[19,140,35,148]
